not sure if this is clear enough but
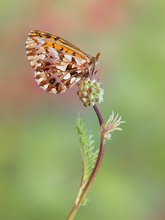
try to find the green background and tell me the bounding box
[0,0,165,219]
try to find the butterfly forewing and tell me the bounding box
[26,30,94,94]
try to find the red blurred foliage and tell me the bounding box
[85,0,128,32]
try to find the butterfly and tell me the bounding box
[25,30,100,94]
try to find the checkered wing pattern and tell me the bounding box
[25,30,96,94]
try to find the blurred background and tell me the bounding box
[0,0,165,219]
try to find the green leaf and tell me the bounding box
[75,116,98,206]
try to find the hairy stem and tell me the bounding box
[67,104,105,220]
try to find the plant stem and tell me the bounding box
[67,104,105,220]
[93,104,104,126]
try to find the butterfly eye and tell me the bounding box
[49,78,56,84]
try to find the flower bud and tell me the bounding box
[77,78,104,107]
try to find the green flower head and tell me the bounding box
[77,78,104,107]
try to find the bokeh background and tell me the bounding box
[0,0,165,219]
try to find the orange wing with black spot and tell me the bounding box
[25,30,95,94]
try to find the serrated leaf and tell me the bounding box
[75,116,98,206]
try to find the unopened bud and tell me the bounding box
[77,78,104,107]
